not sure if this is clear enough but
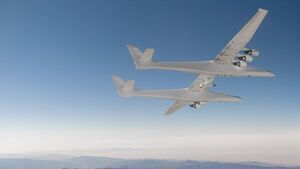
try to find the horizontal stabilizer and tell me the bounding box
[127,44,154,68]
[112,75,125,91]
[112,75,135,96]
[123,80,135,91]
[141,48,154,63]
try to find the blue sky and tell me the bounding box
[0,0,299,164]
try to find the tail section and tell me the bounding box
[112,75,135,97]
[127,44,154,68]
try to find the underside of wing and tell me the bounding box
[165,100,187,115]
[215,9,268,64]
[189,75,215,91]
[201,90,241,102]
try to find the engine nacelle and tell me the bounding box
[242,48,259,57]
[237,54,253,62]
[189,102,206,108]
[233,60,247,67]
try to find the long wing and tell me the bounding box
[164,75,215,115]
[214,8,268,64]
[164,100,187,116]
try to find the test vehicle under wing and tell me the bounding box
[112,75,241,115]
[127,9,274,77]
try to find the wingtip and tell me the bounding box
[265,71,275,77]
[127,44,136,49]
[269,72,275,77]
[111,74,120,80]
[269,70,275,77]
[164,112,172,116]
[111,75,125,86]
[235,96,242,102]
[258,8,269,14]
[164,106,177,116]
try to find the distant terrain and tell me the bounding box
[0,155,299,169]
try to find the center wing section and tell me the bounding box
[189,75,215,91]
[214,8,268,64]
[164,75,215,115]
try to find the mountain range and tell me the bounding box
[0,155,300,169]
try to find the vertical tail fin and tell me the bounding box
[112,75,135,96]
[127,44,154,68]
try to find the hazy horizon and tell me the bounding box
[1,128,299,165]
[1,146,299,167]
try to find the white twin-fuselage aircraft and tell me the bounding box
[112,8,274,115]
[112,75,240,115]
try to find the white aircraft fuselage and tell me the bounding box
[127,8,274,78]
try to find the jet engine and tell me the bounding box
[189,101,206,108]
[233,60,247,67]
[237,54,253,62]
[242,48,259,57]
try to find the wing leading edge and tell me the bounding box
[215,8,268,64]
